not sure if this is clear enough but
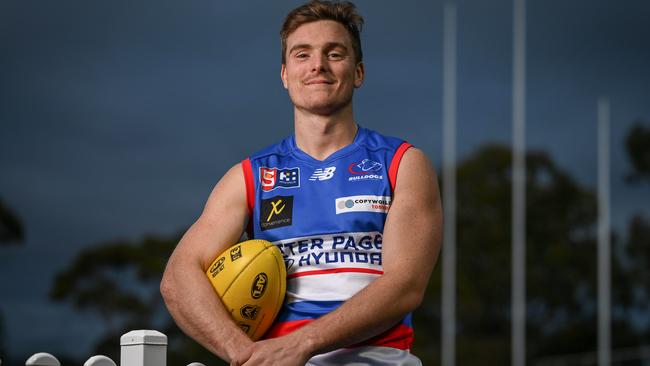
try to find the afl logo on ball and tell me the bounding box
[251,273,268,299]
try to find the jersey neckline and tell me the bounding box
[289,124,366,165]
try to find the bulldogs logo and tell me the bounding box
[348,159,384,181]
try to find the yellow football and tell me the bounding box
[205,239,286,340]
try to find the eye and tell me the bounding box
[327,52,343,60]
[295,52,309,59]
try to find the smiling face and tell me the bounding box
[281,20,364,116]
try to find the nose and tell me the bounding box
[310,53,328,73]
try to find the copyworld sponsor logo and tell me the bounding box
[335,195,391,214]
[348,159,383,181]
[309,166,336,181]
[260,167,300,191]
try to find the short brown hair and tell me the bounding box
[280,0,364,64]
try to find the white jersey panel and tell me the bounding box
[286,272,382,303]
[306,346,422,366]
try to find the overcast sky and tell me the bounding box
[1,0,649,359]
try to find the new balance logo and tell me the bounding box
[309,167,336,181]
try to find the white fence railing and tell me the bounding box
[4,330,650,366]
[6,330,203,366]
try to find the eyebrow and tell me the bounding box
[288,42,349,55]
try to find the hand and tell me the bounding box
[230,336,312,366]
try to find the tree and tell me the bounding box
[0,309,5,363]
[0,197,23,365]
[0,198,23,244]
[615,120,650,352]
[50,233,228,365]
[413,145,646,365]
[625,121,650,183]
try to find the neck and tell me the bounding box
[294,104,357,161]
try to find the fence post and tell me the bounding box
[25,352,60,366]
[84,355,117,366]
[120,330,167,366]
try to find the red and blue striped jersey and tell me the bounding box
[241,126,413,350]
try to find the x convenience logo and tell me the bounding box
[267,198,286,222]
[260,195,293,231]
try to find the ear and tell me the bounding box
[354,62,365,88]
[281,63,288,89]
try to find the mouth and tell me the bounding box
[305,79,334,85]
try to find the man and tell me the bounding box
[160,1,442,365]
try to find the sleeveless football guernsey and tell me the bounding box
[241,126,421,365]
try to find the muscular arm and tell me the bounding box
[160,163,253,362]
[236,148,442,365]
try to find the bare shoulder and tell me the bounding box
[202,162,247,218]
[400,147,435,169]
[173,162,249,270]
[394,147,439,197]
[386,147,440,234]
